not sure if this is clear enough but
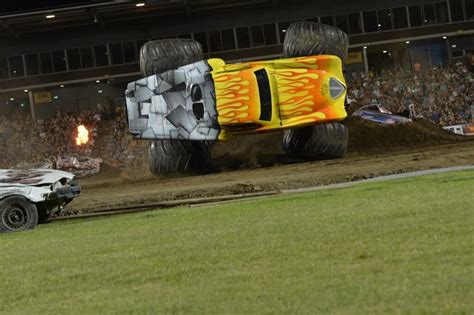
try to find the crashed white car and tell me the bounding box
[0,169,80,232]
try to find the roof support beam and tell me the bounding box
[183,0,192,19]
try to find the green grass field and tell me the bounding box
[1,170,473,314]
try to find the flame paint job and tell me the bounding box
[209,56,347,140]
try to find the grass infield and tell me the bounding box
[1,170,473,314]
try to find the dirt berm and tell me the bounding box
[72,117,474,213]
[211,117,466,169]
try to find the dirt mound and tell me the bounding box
[87,117,471,178]
[344,117,468,154]
[210,118,470,170]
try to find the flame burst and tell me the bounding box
[75,125,89,146]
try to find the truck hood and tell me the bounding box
[0,169,75,186]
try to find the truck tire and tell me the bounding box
[283,122,348,160]
[283,22,349,63]
[140,39,203,76]
[0,196,38,233]
[149,140,212,176]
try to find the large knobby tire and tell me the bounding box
[283,122,348,160]
[140,39,203,76]
[149,140,212,176]
[0,196,38,233]
[283,22,349,63]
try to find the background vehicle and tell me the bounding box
[0,169,80,232]
[352,104,412,124]
[125,22,350,175]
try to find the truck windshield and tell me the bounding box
[254,69,272,121]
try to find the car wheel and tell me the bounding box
[283,22,349,63]
[140,39,203,76]
[149,140,213,176]
[283,122,348,160]
[0,196,39,233]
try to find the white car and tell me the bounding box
[0,169,80,232]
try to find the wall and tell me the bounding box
[0,0,446,56]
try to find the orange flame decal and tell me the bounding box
[213,71,256,125]
[275,68,326,125]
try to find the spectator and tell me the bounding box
[0,104,151,169]
[347,62,474,126]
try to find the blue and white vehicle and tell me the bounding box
[353,104,412,124]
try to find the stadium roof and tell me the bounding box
[1,1,105,14]
[1,0,276,36]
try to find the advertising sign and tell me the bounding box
[33,91,52,104]
[347,52,363,64]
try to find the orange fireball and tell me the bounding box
[75,125,89,146]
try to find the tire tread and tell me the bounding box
[283,22,349,62]
[149,140,212,176]
[283,123,348,160]
[140,39,203,76]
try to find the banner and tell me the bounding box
[34,91,52,104]
[347,52,363,64]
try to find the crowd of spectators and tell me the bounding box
[347,62,474,126]
[0,104,146,169]
[0,62,473,168]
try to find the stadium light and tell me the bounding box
[136,3,145,7]
[46,14,55,19]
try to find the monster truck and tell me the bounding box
[125,22,349,175]
[0,169,80,232]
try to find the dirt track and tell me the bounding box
[72,118,474,213]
